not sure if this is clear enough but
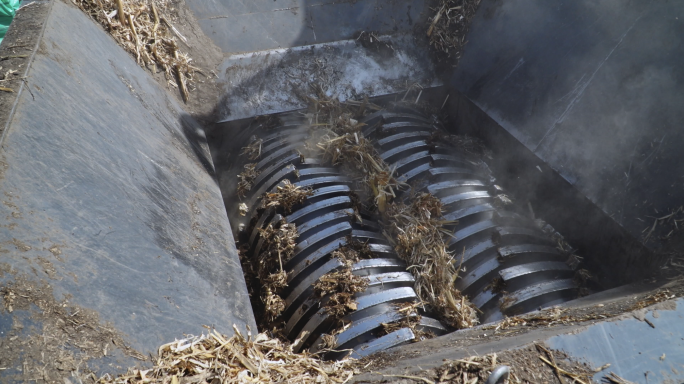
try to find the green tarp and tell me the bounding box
[0,0,20,44]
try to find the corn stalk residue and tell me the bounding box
[386,193,479,329]
[308,95,402,212]
[255,181,312,323]
[313,242,372,349]
[96,329,357,384]
[74,0,195,101]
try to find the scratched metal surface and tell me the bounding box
[214,34,441,122]
[452,0,684,249]
[182,0,428,54]
[547,298,684,383]
[0,0,255,375]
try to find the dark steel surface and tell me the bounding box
[547,298,684,384]
[0,1,256,375]
[350,328,415,358]
[450,0,684,283]
[183,0,427,54]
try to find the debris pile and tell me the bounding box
[74,0,195,101]
[96,329,357,384]
[427,0,482,58]
[386,193,479,329]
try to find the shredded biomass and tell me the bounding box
[241,138,264,161]
[314,241,373,348]
[96,329,357,384]
[386,193,479,329]
[236,163,258,199]
[256,219,298,322]
[262,180,313,214]
[381,302,435,341]
[74,0,196,101]
[308,94,401,212]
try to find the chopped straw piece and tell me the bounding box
[96,330,357,384]
[256,219,298,321]
[309,94,402,212]
[236,163,259,198]
[382,302,435,341]
[262,180,313,214]
[314,269,369,317]
[241,138,264,161]
[386,193,479,329]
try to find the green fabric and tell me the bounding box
[0,0,21,44]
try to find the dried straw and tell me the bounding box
[236,163,259,199]
[314,241,372,346]
[307,95,477,329]
[262,180,313,214]
[240,138,264,161]
[256,218,298,321]
[314,269,369,318]
[432,354,499,383]
[386,193,479,329]
[381,302,435,341]
[308,93,400,212]
[96,328,357,384]
[74,0,195,101]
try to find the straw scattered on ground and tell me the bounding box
[74,0,197,101]
[386,193,479,329]
[0,272,145,384]
[427,0,483,58]
[96,329,358,384]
